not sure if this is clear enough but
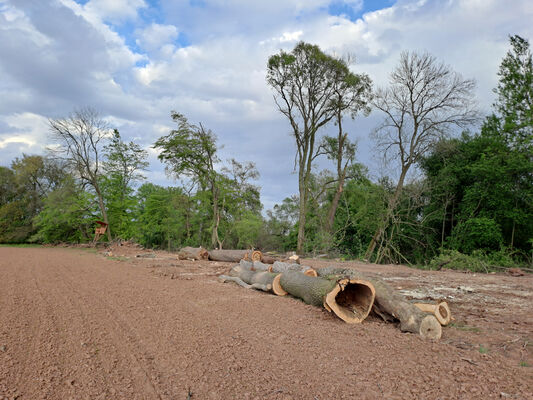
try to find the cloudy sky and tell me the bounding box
[1,0,532,210]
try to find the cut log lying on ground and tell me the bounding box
[177,246,209,260]
[316,267,442,339]
[208,249,260,262]
[278,271,375,323]
[229,265,287,296]
[269,261,317,277]
[218,275,272,292]
[413,301,451,326]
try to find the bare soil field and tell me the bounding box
[0,245,532,399]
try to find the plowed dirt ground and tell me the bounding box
[1,246,532,399]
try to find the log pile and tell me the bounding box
[219,260,450,340]
[176,246,449,339]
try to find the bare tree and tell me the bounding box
[48,107,112,241]
[365,51,478,260]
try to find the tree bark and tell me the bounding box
[94,184,112,242]
[278,271,375,323]
[218,275,271,292]
[208,249,260,263]
[177,247,209,260]
[317,267,441,339]
[269,261,317,277]
[229,265,286,296]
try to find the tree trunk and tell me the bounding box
[269,261,317,277]
[325,178,344,233]
[229,265,286,296]
[94,184,112,242]
[365,165,409,261]
[177,247,209,260]
[208,249,260,263]
[297,181,307,254]
[316,267,441,339]
[279,271,375,323]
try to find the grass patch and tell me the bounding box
[449,321,482,333]
[478,345,489,354]
[519,361,530,367]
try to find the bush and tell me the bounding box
[428,249,522,272]
[449,217,503,254]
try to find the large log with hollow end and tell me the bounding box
[278,271,375,324]
[177,246,209,260]
[269,261,317,277]
[229,265,287,296]
[316,267,442,339]
[208,249,261,262]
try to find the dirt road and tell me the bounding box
[0,247,531,399]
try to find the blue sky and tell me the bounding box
[0,0,532,211]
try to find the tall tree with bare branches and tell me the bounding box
[365,51,478,261]
[267,42,371,253]
[48,107,113,241]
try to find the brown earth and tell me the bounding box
[0,245,532,400]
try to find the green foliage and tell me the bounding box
[449,217,503,254]
[135,183,189,250]
[32,177,97,243]
[233,211,263,248]
[428,249,521,273]
[101,129,148,240]
[494,35,533,151]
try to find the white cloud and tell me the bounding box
[136,23,179,53]
[0,0,532,205]
[84,0,147,23]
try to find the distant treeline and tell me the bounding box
[0,35,531,270]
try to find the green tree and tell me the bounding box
[494,35,532,151]
[102,129,148,239]
[33,176,97,243]
[267,42,371,253]
[154,112,223,248]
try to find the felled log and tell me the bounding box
[229,265,287,296]
[413,301,451,326]
[278,271,375,324]
[269,261,317,277]
[208,249,259,262]
[177,246,209,260]
[316,267,442,339]
[218,275,272,292]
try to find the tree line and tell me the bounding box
[0,35,531,270]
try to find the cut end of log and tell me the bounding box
[418,315,442,340]
[303,269,318,277]
[251,250,262,262]
[324,279,375,324]
[414,301,451,326]
[272,274,288,296]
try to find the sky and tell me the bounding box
[0,0,532,211]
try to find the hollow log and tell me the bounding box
[278,271,375,323]
[230,265,286,296]
[316,267,441,339]
[413,301,451,326]
[208,249,255,262]
[269,261,317,277]
[177,246,209,260]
